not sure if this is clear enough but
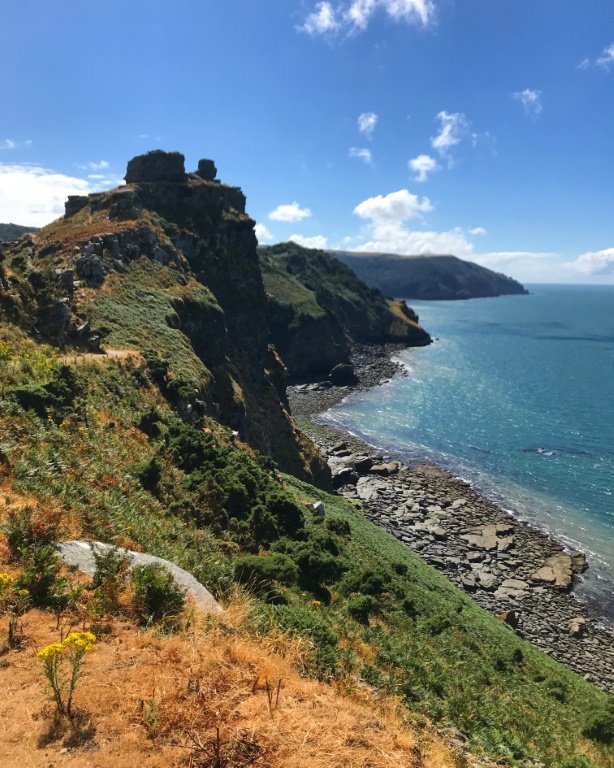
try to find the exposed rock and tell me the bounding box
[569,616,588,638]
[195,158,217,181]
[329,362,357,385]
[495,579,530,599]
[65,195,89,217]
[125,149,187,184]
[56,540,223,614]
[353,455,374,473]
[76,254,105,286]
[312,501,326,517]
[531,553,573,591]
[332,467,358,488]
[499,610,520,629]
[369,461,400,476]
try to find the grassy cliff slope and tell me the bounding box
[259,242,431,379]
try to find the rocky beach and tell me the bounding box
[289,343,614,694]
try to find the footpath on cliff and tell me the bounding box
[289,343,614,694]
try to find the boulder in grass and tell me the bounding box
[56,540,223,615]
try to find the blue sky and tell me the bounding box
[1,0,614,283]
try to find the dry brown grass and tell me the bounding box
[0,596,460,768]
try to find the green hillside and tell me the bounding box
[0,152,611,768]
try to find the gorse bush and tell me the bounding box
[91,546,130,615]
[584,698,614,745]
[16,545,81,613]
[132,563,185,628]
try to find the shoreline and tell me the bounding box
[289,343,614,693]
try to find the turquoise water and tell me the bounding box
[323,285,614,617]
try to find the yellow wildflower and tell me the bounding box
[0,573,14,589]
[37,642,64,662]
[63,631,96,653]
[309,599,322,607]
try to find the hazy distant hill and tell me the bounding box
[0,223,37,242]
[334,252,528,300]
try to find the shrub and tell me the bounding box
[90,546,130,614]
[3,506,61,559]
[234,553,299,590]
[583,698,614,745]
[325,517,351,537]
[256,603,339,678]
[132,563,185,627]
[347,594,376,624]
[339,565,395,597]
[16,545,80,611]
[132,456,162,494]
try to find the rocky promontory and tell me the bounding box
[334,252,528,300]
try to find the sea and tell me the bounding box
[322,284,614,619]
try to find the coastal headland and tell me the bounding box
[290,343,614,694]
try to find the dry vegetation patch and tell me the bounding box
[0,601,457,768]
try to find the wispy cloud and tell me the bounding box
[269,202,312,222]
[349,146,373,164]
[469,226,486,236]
[79,160,110,171]
[596,42,614,70]
[430,111,469,160]
[300,0,436,38]
[1,138,32,151]
[408,153,438,182]
[511,89,543,118]
[357,111,378,138]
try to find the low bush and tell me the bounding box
[132,563,185,627]
[347,594,376,624]
[584,698,614,745]
[234,553,299,591]
[91,546,130,614]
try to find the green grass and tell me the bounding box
[0,325,611,768]
[92,257,220,393]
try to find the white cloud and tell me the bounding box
[408,153,438,182]
[79,160,110,171]
[301,2,340,35]
[254,223,274,243]
[430,111,469,157]
[469,226,486,236]
[1,138,32,151]
[568,247,614,275]
[300,0,436,37]
[357,111,378,138]
[511,89,542,117]
[269,202,312,222]
[349,146,373,164]
[289,233,329,249]
[354,188,432,223]
[596,43,614,70]
[0,163,120,227]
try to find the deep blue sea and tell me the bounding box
[323,285,614,618]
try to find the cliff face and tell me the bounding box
[259,243,431,380]
[334,252,528,301]
[0,150,328,485]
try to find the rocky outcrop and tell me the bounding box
[0,150,330,487]
[125,149,187,183]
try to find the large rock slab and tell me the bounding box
[531,553,573,590]
[57,540,223,614]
